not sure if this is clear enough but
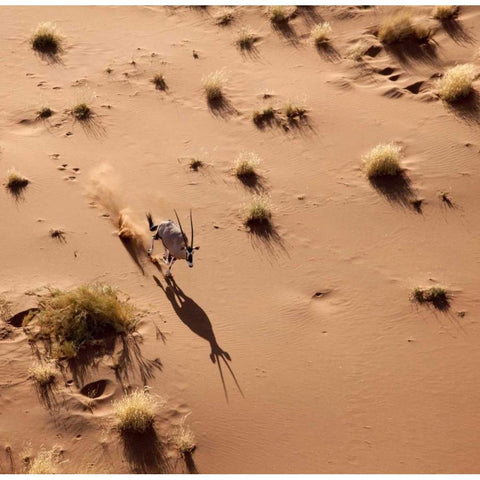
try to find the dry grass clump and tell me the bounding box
[25,284,137,359]
[30,22,63,55]
[37,107,53,119]
[236,27,259,50]
[268,5,290,24]
[311,22,332,45]
[29,362,58,387]
[285,102,306,119]
[235,152,261,178]
[28,448,60,474]
[433,5,459,20]
[173,418,196,454]
[378,10,433,44]
[412,286,449,309]
[244,195,272,226]
[114,390,157,433]
[363,143,402,178]
[151,73,167,91]
[202,70,225,102]
[215,8,235,26]
[6,168,30,194]
[189,158,204,171]
[436,64,475,103]
[72,102,92,121]
[50,228,66,242]
[252,106,275,126]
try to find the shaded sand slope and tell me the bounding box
[1,5,480,473]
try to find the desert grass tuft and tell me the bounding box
[6,168,30,195]
[151,73,167,91]
[235,27,259,50]
[284,102,306,120]
[37,107,53,119]
[311,22,332,46]
[25,283,137,359]
[173,418,196,454]
[72,102,92,121]
[202,70,225,102]
[29,362,58,387]
[50,228,66,242]
[252,106,275,126]
[114,390,157,433]
[412,286,449,308]
[378,10,433,44]
[363,143,402,178]
[433,5,459,21]
[28,448,59,474]
[189,158,204,171]
[215,8,235,26]
[235,152,260,179]
[30,22,63,55]
[268,5,290,24]
[436,64,475,103]
[244,195,272,226]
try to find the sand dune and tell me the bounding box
[2,5,480,474]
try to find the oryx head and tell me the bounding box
[174,209,200,268]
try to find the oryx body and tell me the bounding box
[146,211,199,276]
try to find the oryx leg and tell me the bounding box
[166,257,176,277]
[148,236,155,256]
[162,246,169,263]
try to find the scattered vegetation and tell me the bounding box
[29,362,58,387]
[433,5,459,21]
[363,143,402,178]
[215,8,235,26]
[436,64,475,103]
[189,158,204,171]
[244,195,272,226]
[268,5,290,24]
[28,448,60,474]
[252,107,276,126]
[235,27,259,50]
[24,284,137,359]
[173,417,196,454]
[202,70,225,102]
[412,286,449,308]
[285,102,307,120]
[378,10,434,44]
[151,73,167,91]
[30,22,63,55]
[114,390,158,433]
[6,168,30,195]
[235,152,261,179]
[49,228,66,242]
[37,107,53,119]
[311,22,332,46]
[71,103,92,121]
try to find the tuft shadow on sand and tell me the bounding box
[441,18,474,44]
[296,5,324,26]
[315,42,341,62]
[238,42,261,61]
[272,20,300,47]
[384,38,439,67]
[34,48,64,65]
[207,95,238,119]
[369,172,416,209]
[33,377,60,411]
[121,426,171,474]
[245,218,287,259]
[237,173,268,194]
[183,451,198,474]
[154,275,243,402]
[445,90,480,126]
[74,114,106,139]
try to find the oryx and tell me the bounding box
[146,210,199,276]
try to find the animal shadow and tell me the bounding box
[369,172,416,210]
[153,275,243,402]
[121,426,171,474]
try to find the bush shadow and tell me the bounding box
[121,425,171,474]
[272,21,300,47]
[369,172,417,210]
[441,18,474,45]
[315,42,341,62]
[237,173,268,194]
[384,38,439,67]
[74,115,106,139]
[207,95,238,120]
[296,6,324,26]
[445,90,480,126]
[245,218,287,258]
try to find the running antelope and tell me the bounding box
[146,210,199,276]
